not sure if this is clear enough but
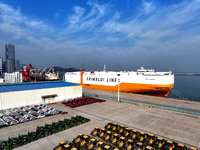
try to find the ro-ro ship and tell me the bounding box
[65,67,174,97]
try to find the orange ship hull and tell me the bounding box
[79,83,174,97]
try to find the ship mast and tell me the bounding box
[103,64,106,72]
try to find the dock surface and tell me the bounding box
[83,88,200,112]
[0,89,199,149]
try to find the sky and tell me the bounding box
[0,0,200,72]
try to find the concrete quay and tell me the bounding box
[0,89,199,149]
[83,88,200,113]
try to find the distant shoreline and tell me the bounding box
[174,73,200,76]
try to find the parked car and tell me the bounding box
[2,115,19,125]
[0,104,64,128]
[0,118,9,128]
[26,107,45,119]
[0,110,6,118]
[17,110,36,121]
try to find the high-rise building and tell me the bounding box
[2,61,6,73]
[0,57,2,75]
[16,60,20,71]
[5,44,15,73]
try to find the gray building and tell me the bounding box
[16,60,20,71]
[5,44,15,73]
[0,57,2,75]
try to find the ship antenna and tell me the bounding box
[103,64,106,72]
[169,69,172,75]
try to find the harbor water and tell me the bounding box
[168,76,200,101]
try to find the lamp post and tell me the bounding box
[33,69,36,82]
[118,80,120,102]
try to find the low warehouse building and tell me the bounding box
[0,81,82,110]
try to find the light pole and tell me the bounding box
[33,69,36,82]
[118,80,120,102]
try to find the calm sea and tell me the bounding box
[167,76,200,101]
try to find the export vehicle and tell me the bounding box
[2,115,19,125]
[0,118,9,128]
[16,109,36,121]
[26,107,45,118]
[5,109,28,123]
[0,110,6,117]
[0,105,65,129]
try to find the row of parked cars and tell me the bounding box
[0,104,66,128]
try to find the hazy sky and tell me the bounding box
[0,0,199,72]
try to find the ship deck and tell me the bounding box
[0,89,200,149]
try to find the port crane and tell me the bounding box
[21,64,35,82]
[36,66,42,75]
[21,64,59,82]
[46,67,53,74]
[40,67,46,76]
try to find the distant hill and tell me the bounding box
[51,66,81,80]
[52,66,81,72]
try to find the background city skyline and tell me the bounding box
[0,0,200,72]
[5,43,15,73]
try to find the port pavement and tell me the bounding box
[83,88,200,112]
[0,89,199,149]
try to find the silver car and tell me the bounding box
[0,118,9,128]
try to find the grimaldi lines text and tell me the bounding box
[65,67,174,97]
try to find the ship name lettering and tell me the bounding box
[86,77,120,82]
[145,78,155,80]
[106,78,117,82]
[86,77,105,82]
